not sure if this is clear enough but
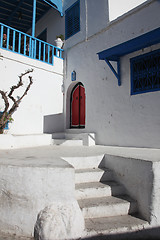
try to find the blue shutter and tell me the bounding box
[65,0,80,39]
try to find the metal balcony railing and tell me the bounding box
[0,22,63,65]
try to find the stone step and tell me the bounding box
[52,132,65,139]
[62,155,105,169]
[75,168,114,183]
[76,181,125,199]
[65,129,88,134]
[52,132,95,146]
[65,133,95,146]
[83,215,149,238]
[53,139,83,146]
[78,195,137,219]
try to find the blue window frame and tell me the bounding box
[130,49,160,95]
[65,0,80,40]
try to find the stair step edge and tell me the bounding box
[76,181,121,189]
[78,195,137,211]
[83,215,149,238]
[75,167,113,173]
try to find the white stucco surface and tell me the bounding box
[34,201,84,240]
[151,162,160,226]
[0,134,52,149]
[1,1,160,238]
[44,113,64,133]
[0,145,160,234]
[0,155,75,237]
[103,155,153,223]
[63,0,160,148]
[0,49,63,135]
[35,7,65,47]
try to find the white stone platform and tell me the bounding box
[52,131,96,146]
[0,152,75,238]
[0,145,160,239]
[0,134,52,149]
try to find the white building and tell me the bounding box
[0,0,160,239]
[0,0,160,149]
[0,0,64,137]
[63,0,160,148]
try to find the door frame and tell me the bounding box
[70,82,85,128]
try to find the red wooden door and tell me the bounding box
[71,83,85,128]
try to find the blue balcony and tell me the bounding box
[0,0,63,65]
[0,22,63,65]
[0,1,63,33]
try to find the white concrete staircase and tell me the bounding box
[66,155,148,238]
[52,130,95,146]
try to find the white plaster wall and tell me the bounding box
[0,49,63,135]
[0,158,75,237]
[64,0,160,148]
[44,113,64,133]
[63,0,109,44]
[86,0,109,38]
[34,7,65,46]
[63,0,109,50]
[102,154,160,227]
[103,155,154,223]
[151,162,160,226]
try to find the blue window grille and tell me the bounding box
[130,49,160,95]
[65,0,80,40]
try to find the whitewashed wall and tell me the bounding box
[63,0,109,50]
[0,49,63,135]
[64,0,160,148]
[35,7,65,46]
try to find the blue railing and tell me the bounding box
[0,22,63,65]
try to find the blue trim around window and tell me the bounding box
[65,0,80,40]
[130,49,160,95]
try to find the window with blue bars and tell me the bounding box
[65,0,80,40]
[130,49,160,95]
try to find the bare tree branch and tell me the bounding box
[0,90,9,112]
[0,69,34,133]
[0,91,10,131]
[8,69,33,105]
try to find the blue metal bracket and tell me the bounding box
[105,58,121,86]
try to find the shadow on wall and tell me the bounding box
[43,113,64,133]
[82,226,160,240]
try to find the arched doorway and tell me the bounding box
[70,82,85,128]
